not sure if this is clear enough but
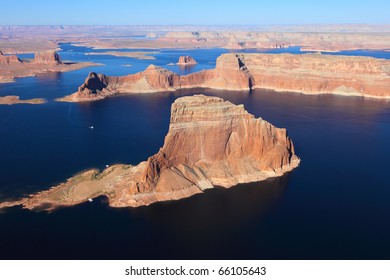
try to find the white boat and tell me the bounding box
[88,198,93,202]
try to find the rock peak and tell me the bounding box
[144,64,172,74]
[87,72,99,79]
[140,94,299,199]
[145,64,157,70]
[76,72,109,97]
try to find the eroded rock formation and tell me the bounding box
[0,51,21,64]
[0,95,300,211]
[33,50,62,64]
[177,55,197,65]
[61,53,390,102]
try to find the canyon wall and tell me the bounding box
[62,53,390,102]
[177,55,197,65]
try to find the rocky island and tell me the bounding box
[0,50,99,84]
[177,55,197,65]
[59,52,390,102]
[0,95,300,211]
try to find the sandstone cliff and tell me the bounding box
[235,53,390,97]
[134,95,299,203]
[0,95,299,211]
[61,53,390,101]
[33,50,62,64]
[0,51,21,64]
[177,55,197,65]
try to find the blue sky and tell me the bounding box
[1,0,389,25]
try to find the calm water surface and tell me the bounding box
[0,45,389,259]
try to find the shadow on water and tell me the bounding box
[0,173,291,260]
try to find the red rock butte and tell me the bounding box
[177,55,197,65]
[59,52,390,102]
[33,50,62,64]
[0,95,300,211]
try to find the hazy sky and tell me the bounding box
[1,0,389,25]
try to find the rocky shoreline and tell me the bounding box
[59,52,390,102]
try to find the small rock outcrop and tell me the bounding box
[177,55,197,65]
[33,51,62,64]
[60,66,180,101]
[0,95,300,210]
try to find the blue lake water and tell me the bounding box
[0,44,390,259]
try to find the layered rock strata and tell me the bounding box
[0,95,300,211]
[61,53,390,102]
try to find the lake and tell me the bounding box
[0,44,389,259]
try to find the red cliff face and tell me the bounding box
[0,51,21,64]
[231,53,390,97]
[62,53,390,102]
[179,54,252,90]
[177,55,197,65]
[133,95,299,204]
[33,51,62,64]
